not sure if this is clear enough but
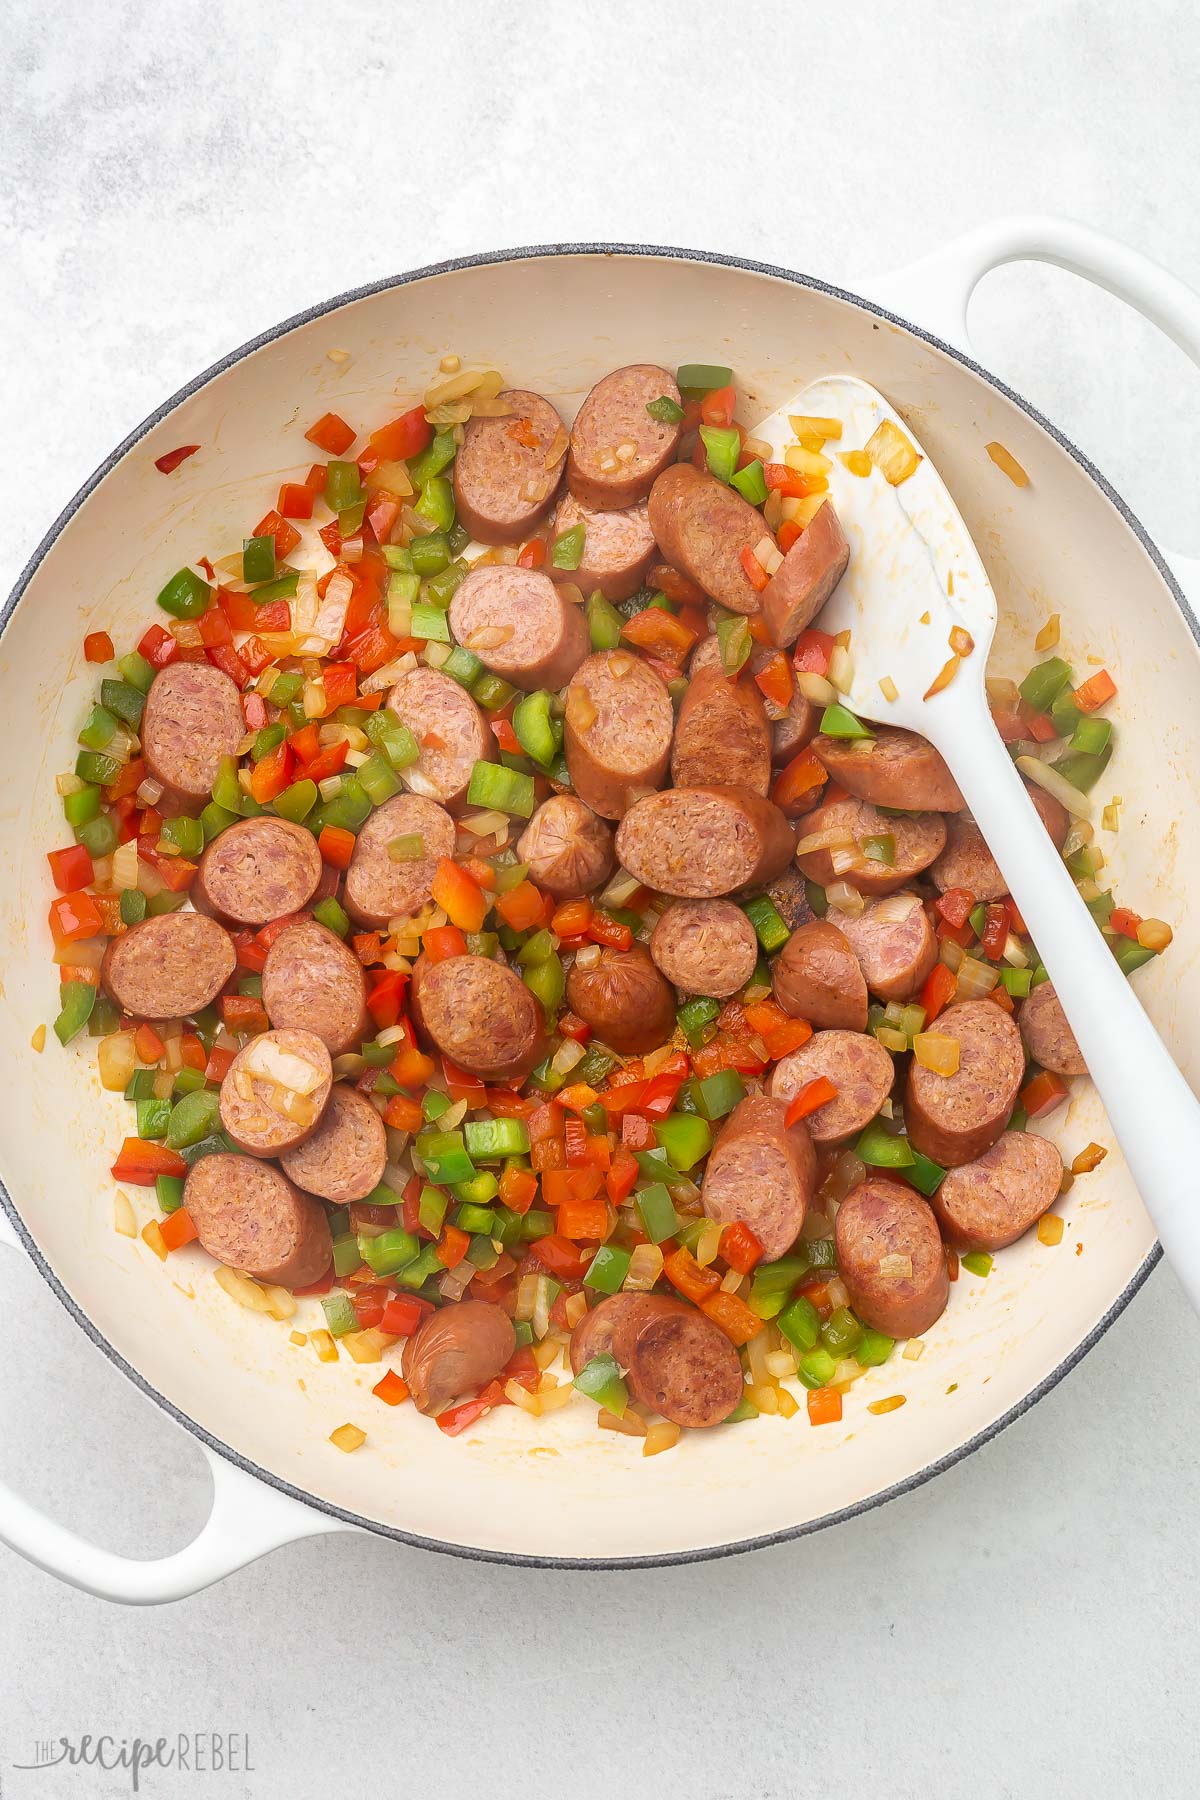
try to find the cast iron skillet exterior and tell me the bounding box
[0,244,1169,1568]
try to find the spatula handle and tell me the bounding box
[933,692,1200,1314]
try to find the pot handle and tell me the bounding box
[858,212,1200,601]
[0,1219,357,1603]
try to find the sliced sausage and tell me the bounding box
[410,951,546,1080]
[623,1301,744,1428]
[812,724,964,813]
[141,661,246,810]
[834,1178,949,1339]
[764,863,817,933]
[795,794,946,896]
[551,492,657,601]
[262,915,369,1057]
[647,464,765,614]
[565,943,676,1055]
[615,786,795,897]
[343,793,455,930]
[219,1026,333,1157]
[193,816,322,927]
[650,898,759,998]
[825,892,937,1004]
[767,1029,895,1144]
[101,911,236,1021]
[931,1130,1063,1251]
[567,364,682,510]
[183,1153,332,1289]
[448,565,589,693]
[904,999,1025,1167]
[564,650,673,819]
[931,785,1070,899]
[761,500,850,647]
[280,1083,388,1205]
[772,919,868,1031]
[690,632,818,765]
[517,794,614,897]
[671,663,772,796]
[387,666,493,809]
[402,1300,517,1415]
[701,1093,816,1261]
[452,390,566,545]
[1019,980,1087,1076]
[569,1291,651,1375]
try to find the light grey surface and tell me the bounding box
[2,1,1199,1795]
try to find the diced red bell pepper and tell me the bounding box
[699,384,736,427]
[517,537,547,570]
[1109,906,1143,940]
[295,740,348,785]
[84,630,115,664]
[368,406,431,462]
[372,1369,411,1406]
[980,902,1010,960]
[137,622,178,669]
[159,1207,200,1251]
[49,889,103,948]
[436,1381,506,1436]
[935,887,975,930]
[920,962,958,1023]
[421,925,468,963]
[47,844,95,892]
[527,1233,588,1281]
[221,993,269,1033]
[317,826,356,870]
[154,444,200,475]
[249,741,295,804]
[252,509,301,562]
[1021,1069,1068,1118]
[380,1293,431,1336]
[663,1245,721,1304]
[753,652,794,709]
[588,911,634,951]
[792,629,836,675]
[443,1057,487,1106]
[110,1139,188,1185]
[305,413,356,456]
[771,746,828,814]
[784,1076,837,1126]
[278,481,315,519]
[719,1219,764,1274]
[366,969,409,1030]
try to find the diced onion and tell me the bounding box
[568,691,598,732]
[113,1191,137,1238]
[878,1253,913,1279]
[795,670,838,707]
[784,443,832,476]
[1002,933,1028,968]
[694,1221,722,1267]
[600,1406,648,1437]
[923,653,960,699]
[795,826,856,857]
[111,839,140,891]
[741,435,773,460]
[1071,1142,1108,1175]
[986,441,1029,487]
[753,535,784,576]
[329,1424,366,1453]
[902,1338,926,1361]
[867,1394,907,1415]
[1035,613,1061,651]
[788,414,843,443]
[872,893,920,924]
[574,942,601,970]
[215,1265,271,1310]
[599,869,643,908]
[1037,1213,1065,1246]
[136,777,165,807]
[1016,754,1093,819]
[642,1421,681,1457]
[466,625,514,651]
[954,954,999,1000]
[865,419,922,485]
[827,645,854,693]
[878,675,899,702]
[242,1037,326,1095]
[838,449,872,477]
[387,834,426,861]
[824,880,865,917]
[1138,918,1172,952]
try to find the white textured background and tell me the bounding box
[3,3,1200,1796]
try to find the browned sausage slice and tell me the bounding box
[812,724,964,813]
[141,662,246,810]
[1019,980,1087,1076]
[193,816,322,926]
[701,1094,816,1261]
[825,892,937,1003]
[564,650,674,819]
[772,919,868,1031]
[343,793,456,930]
[764,864,817,933]
[402,1300,517,1414]
[931,1130,1063,1251]
[931,786,1069,898]
[671,664,772,796]
[565,943,676,1055]
[453,390,567,545]
[767,1029,895,1143]
[219,1027,333,1157]
[647,464,765,614]
[387,666,494,809]
[904,999,1025,1167]
[448,566,589,692]
[615,786,795,897]
[761,501,850,647]
[795,795,946,896]
[279,1084,388,1204]
[517,794,615,897]
[834,1178,949,1339]
[650,898,760,998]
[690,632,818,765]
[567,365,682,510]
[262,916,369,1057]
[183,1153,333,1289]
[624,1303,744,1428]
[551,492,657,600]
[569,1292,651,1375]
[101,911,236,1021]
[410,951,546,1080]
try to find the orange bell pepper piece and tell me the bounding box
[431,858,490,933]
[807,1387,842,1426]
[663,1246,721,1305]
[784,1077,837,1126]
[700,1289,763,1347]
[159,1208,199,1252]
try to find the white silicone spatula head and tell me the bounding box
[751,375,1200,1317]
[752,374,997,736]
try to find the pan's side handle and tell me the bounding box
[858,212,1200,603]
[0,1217,356,1603]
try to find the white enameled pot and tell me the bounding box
[3,216,1199,1603]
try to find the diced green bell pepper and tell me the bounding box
[242,534,276,584]
[1018,657,1073,714]
[583,1244,632,1295]
[741,893,790,954]
[730,458,768,506]
[53,979,96,1046]
[464,1118,531,1160]
[635,1181,679,1244]
[156,567,211,619]
[855,1119,915,1168]
[165,1089,222,1150]
[653,1113,712,1172]
[417,1129,476,1186]
[414,476,455,533]
[586,590,624,651]
[819,704,873,740]
[573,1352,628,1417]
[155,1174,186,1214]
[100,678,146,727]
[688,1068,746,1121]
[466,760,535,817]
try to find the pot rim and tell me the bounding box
[0,240,1170,1569]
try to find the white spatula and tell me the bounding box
[753,374,1200,1312]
